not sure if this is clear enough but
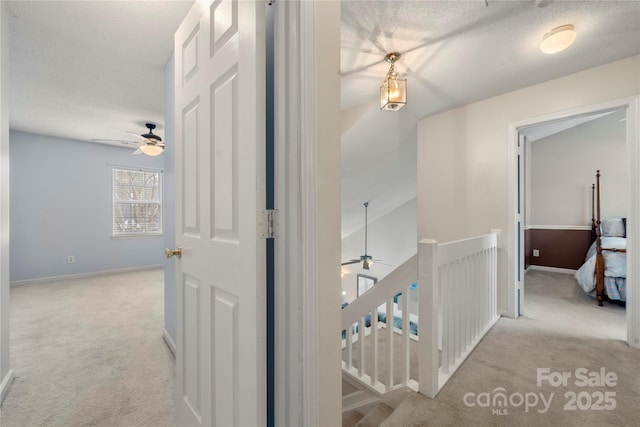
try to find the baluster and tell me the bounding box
[483,250,487,323]
[346,326,353,370]
[401,289,410,385]
[464,255,470,351]
[454,259,461,362]
[469,252,482,344]
[358,316,365,377]
[372,305,379,386]
[448,261,455,369]
[492,246,497,317]
[386,297,394,390]
[441,264,449,373]
[474,252,480,338]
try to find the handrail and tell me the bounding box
[341,254,417,329]
[341,231,499,404]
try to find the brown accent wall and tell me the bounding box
[524,229,532,270]
[527,229,593,270]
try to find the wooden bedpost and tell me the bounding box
[591,183,596,242]
[595,170,604,306]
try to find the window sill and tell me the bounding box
[111,233,164,239]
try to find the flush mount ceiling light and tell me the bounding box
[380,52,407,111]
[540,24,577,54]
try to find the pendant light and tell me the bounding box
[380,52,407,111]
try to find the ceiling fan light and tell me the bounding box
[540,24,576,54]
[139,144,164,156]
[362,259,371,270]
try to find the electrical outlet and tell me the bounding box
[67,255,75,264]
[533,249,539,257]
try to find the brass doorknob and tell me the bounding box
[165,246,182,259]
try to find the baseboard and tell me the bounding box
[527,265,577,275]
[10,264,164,287]
[0,368,14,405]
[163,328,176,358]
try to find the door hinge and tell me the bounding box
[259,209,278,239]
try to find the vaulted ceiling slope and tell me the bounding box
[7,1,194,145]
[340,0,640,237]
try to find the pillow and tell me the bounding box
[601,218,625,237]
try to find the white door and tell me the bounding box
[173,1,266,425]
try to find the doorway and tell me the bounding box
[518,108,628,339]
[509,97,640,347]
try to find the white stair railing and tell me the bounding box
[341,254,418,394]
[341,231,500,401]
[418,232,500,398]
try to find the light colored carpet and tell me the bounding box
[0,269,175,427]
[346,270,640,426]
[353,402,393,427]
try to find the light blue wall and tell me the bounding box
[10,131,165,282]
[163,53,176,341]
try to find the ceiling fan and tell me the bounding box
[92,123,165,156]
[341,202,380,270]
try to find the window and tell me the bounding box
[112,167,162,236]
[357,274,377,297]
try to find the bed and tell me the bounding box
[341,292,419,339]
[575,170,627,305]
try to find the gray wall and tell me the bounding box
[10,131,165,282]
[163,53,176,341]
[529,110,627,226]
[341,198,416,303]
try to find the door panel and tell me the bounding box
[174,1,265,425]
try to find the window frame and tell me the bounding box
[111,166,163,237]
[357,274,377,298]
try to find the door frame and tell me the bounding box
[507,96,640,348]
[273,1,341,425]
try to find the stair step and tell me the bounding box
[353,402,394,427]
[343,389,380,413]
[379,392,433,426]
[342,410,364,427]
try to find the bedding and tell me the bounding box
[575,237,627,301]
[601,218,625,237]
[371,305,419,335]
[342,302,418,339]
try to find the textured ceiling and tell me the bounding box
[340,0,640,237]
[5,1,640,238]
[7,1,194,145]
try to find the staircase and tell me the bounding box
[341,232,501,424]
[342,391,434,427]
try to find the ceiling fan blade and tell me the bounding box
[132,148,142,155]
[373,261,395,267]
[91,138,139,147]
[125,131,148,141]
[341,259,360,266]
